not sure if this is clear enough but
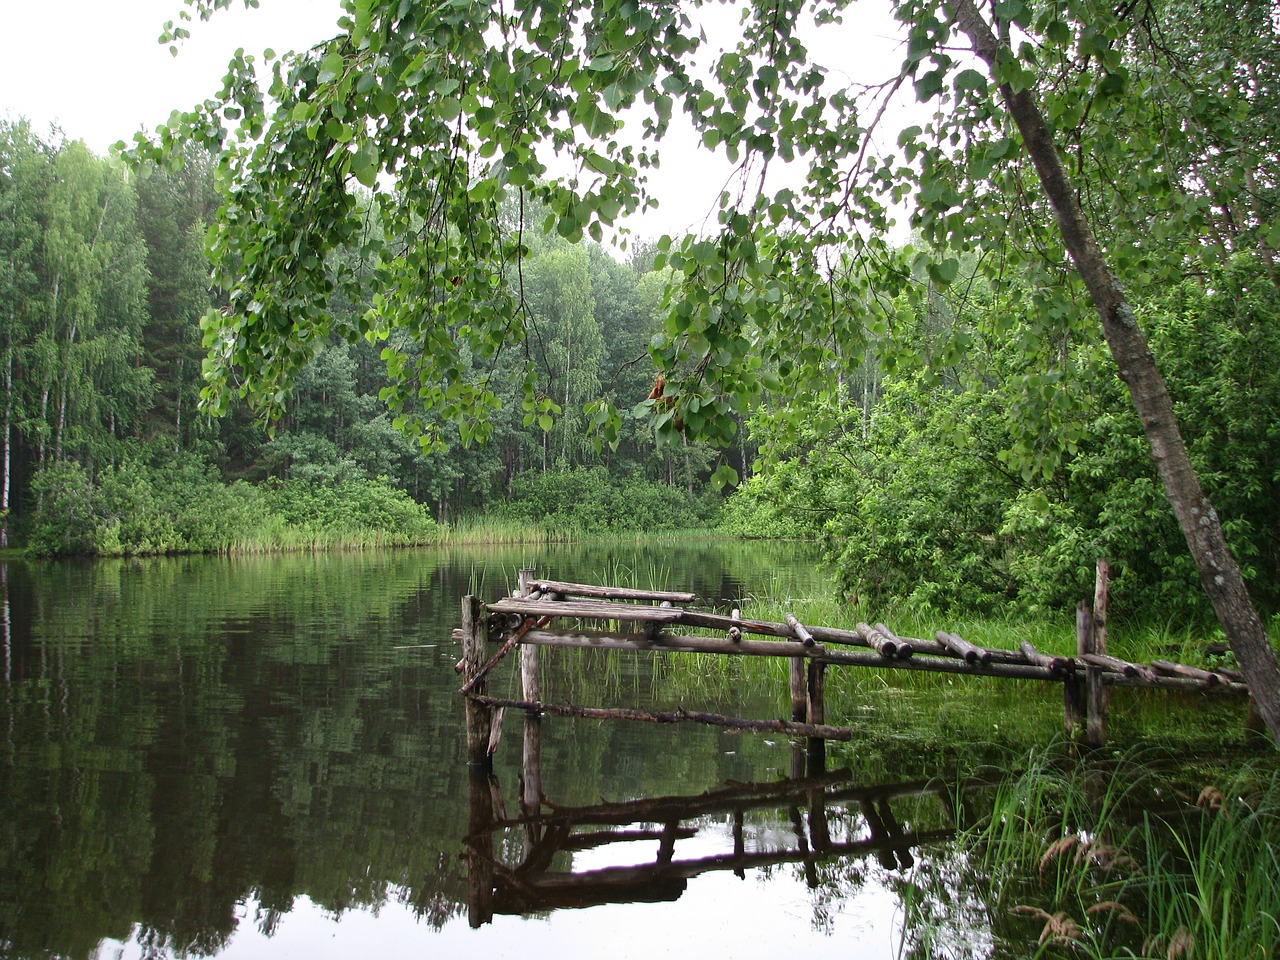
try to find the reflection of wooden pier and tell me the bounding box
[455,562,1251,760]
[462,743,985,927]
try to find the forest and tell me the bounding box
[5,85,1280,626]
[0,119,728,558]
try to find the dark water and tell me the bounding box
[0,543,996,960]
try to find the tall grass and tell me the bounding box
[438,516,731,545]
[956,744,1280,959]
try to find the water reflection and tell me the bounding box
[463,724,985,928]
[0,546,997,960]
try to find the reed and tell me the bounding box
[950,744,1280,959]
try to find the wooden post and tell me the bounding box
[806,659,827,770]
[1064,608,1085,741]
[789,656,807,722]
[462,595,493,769]
[1078,595,1108,748]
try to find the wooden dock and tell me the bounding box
[455,561,1251,765]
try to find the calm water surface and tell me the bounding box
[0,543,997,960]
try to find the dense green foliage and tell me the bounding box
[0,122,731,556]
[725,252,1280,618]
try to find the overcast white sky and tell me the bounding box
[0,0,910,241]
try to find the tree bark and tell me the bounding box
[950,0,1280,745]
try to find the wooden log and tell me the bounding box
[935,631,991,666]
[487,707,506,757]
[1099,672,1250,694]
[488,598,684,624]
[1151,660,1225,686]
[790,656,808,723]
[876,623,914,660]
[459,610,552,695]
[462,595,493,769]
[1021,640,1074,676]
[786,613,817,647]
[468,694,855,740]
[1081,652,1155,682]
[529,579,696,604]
[857,622,900,659]
[515,628,1064,681]
[807,660,826,726]
[1078,599,1107,748]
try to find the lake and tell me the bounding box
[0,541,1201,959]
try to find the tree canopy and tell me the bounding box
[141,0,1280,741]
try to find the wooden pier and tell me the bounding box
[455,561,1252,766]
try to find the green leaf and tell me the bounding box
[926,257,960,285]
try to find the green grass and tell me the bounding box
[954,744,1280,960]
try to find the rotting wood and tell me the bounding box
[789,656,808,723]
[857,622,901,659]
[529,579,695,604]
[1078,600,1107,748]
[786,613,817,647]
[644,600,675,641]
[1021,641,1074,676]
[489,598,685,624]
[462,595,493,770]
[1081,652,1156,683]
[935,631,992,666]
[876,623,914,660]
[1151,659,1226,686]
[488,707,506,757]
[460,610,552,695]
[467,694,855,740]
[514,628,1065,681]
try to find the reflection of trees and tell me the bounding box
[2,545,1013,960]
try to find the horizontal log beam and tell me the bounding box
[466,694,854,740]
[488,598,685,623]
[529,579,696,603]
[515,628,1066,681]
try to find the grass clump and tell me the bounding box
[961,744,1280,959]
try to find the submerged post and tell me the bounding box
[462,595,493,769]
[1076,598,1108,748]
[790,658,807,722]
[517,566,542,817]
[806,659,827,769]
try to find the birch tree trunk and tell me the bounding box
[951,0,1280,744]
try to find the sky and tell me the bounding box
[0,0,910,242]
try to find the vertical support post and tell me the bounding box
[789,657,807,722]
[516,566,542,819]
[1065,604,1086,740]
[806,659,826,770]
[462,595,493,770]
[1087,560,1110,748]
[1077,599,1107,749]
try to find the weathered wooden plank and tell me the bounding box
[1020,641,1074,675]
[786,613,817,647]
[514,628,1065,681]
[1150,660,1226,686]
[489,598,685,623]
[529,579,696,603]
[935,631,992,665]
[857,622,901,659]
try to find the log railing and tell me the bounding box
[456,564,1251,765]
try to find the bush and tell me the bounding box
[499,467,715,534]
